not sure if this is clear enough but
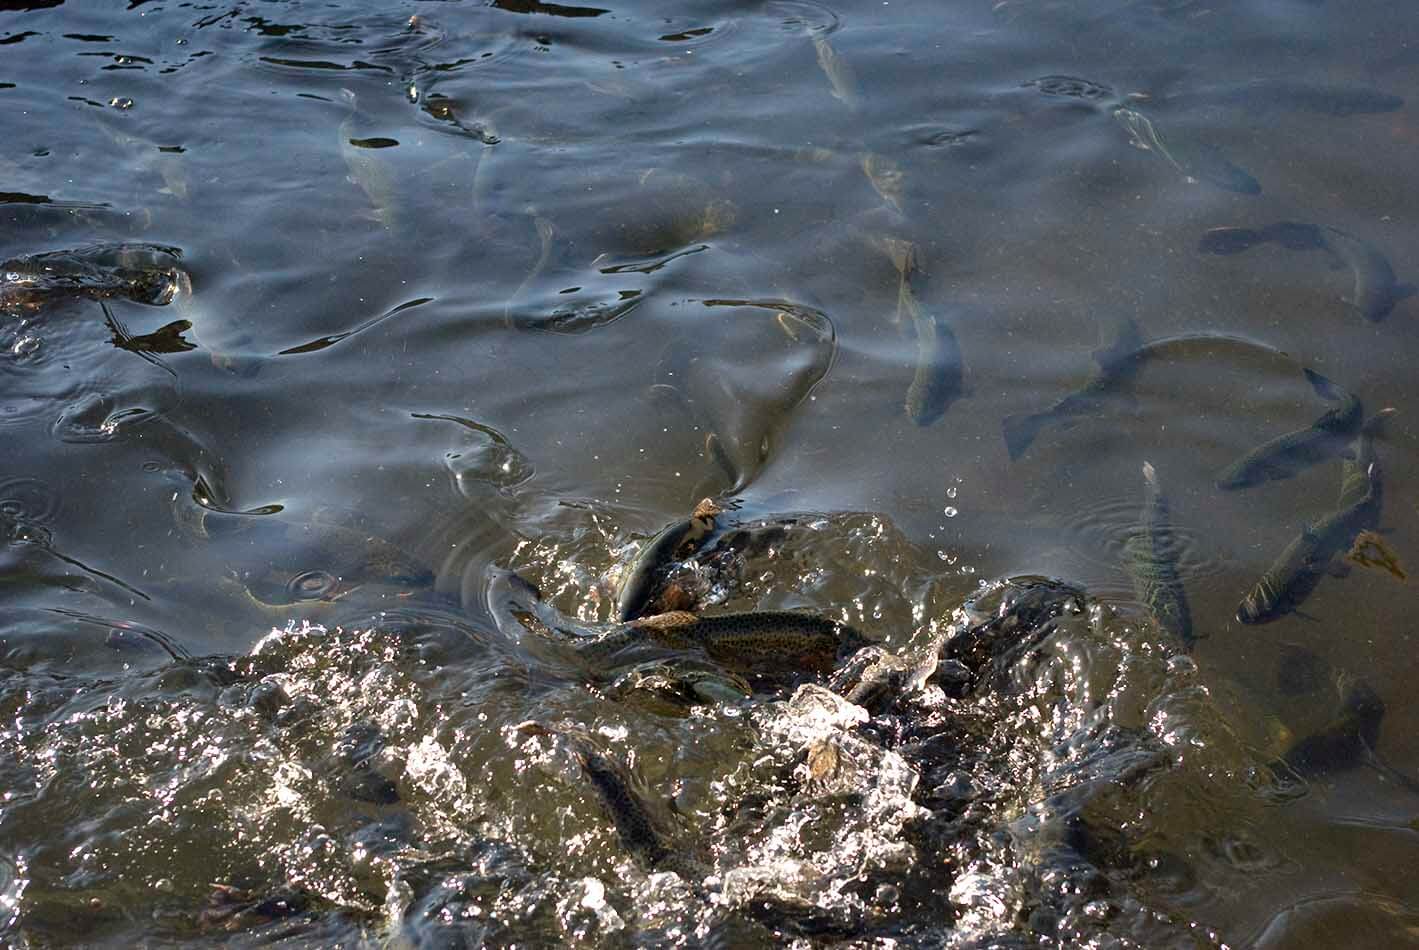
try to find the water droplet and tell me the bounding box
[109,96,134,110]
[11,334,40,358]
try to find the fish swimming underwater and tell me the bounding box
[1236,411,1390,624]
[1199,221,1408,321]
[1003,318,1146,460]
[1114,106,1261,195]
[1215,368,1361,490]
[1125,462,1194,649]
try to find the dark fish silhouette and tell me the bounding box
[1215,368,1361,490]
[1236,411,1389,624]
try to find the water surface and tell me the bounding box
[3,0,1419,945]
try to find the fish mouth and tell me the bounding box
[1235,596,1268,625]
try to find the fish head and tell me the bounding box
[1235,591,1273,625]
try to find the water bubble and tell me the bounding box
[11,334,40,359]
[109,97,134,110]
[944,506,958,518]
[947,486,957,499]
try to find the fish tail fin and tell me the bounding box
[1002,412,1043,460]
[1301,367,1347,402]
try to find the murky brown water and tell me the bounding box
[3,0,1419,945]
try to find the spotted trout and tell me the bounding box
[627,609,873,677]
[1236,410,1389,624]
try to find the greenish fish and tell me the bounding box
[899,274,963,426]
[811,31,859,110]
[614,497,723,621]
[1236,411,1389,624]
[1002,318,1146,460]
[1124,462,1193,649]
[1114,106,1260,195]
[1215,368,1361,490]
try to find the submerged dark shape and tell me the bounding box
[1125,462,1193,649]
[1199,221,1406,321]
[1318,224,1404,321]
[1003,318,1146,460]
[0,242,184,314]
[1280,680,1383,776]
[1273,679,1419,795]
[615,497,723,621]
[1236,411,1388,624]
[1215,367,1361,490]
[490,0,608,16]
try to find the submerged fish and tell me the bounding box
[1114,106,1261,195]
[1002,318,1146,460]
[614,497,723,621]
[1125,462,1194,649]
[811,31,860,109]
[339,89,398,229]
[1275,679,1419,795]
[1199,221,1406,321]
[1215,368,1361,490]
[898,270,963,426]
[1317,225,1403,322]
[514,722,692,872]
[1236,411,1388,624]
[861,152,904,211]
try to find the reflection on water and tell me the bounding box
[2,0,1419,943]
